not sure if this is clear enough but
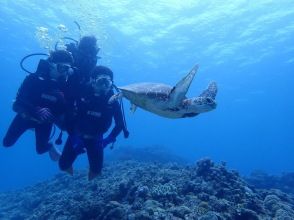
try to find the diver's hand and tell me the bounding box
[33,107,54,123]
[102,135,116,148]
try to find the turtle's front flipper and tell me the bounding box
[168,64,199,107]
[108,92,123,104]
[199,82,217,100]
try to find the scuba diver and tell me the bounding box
[69,35,99,80]
[2,50,74,161]
[65,35,100,104]
[56,35,100,136]
[56,34,128,146]
[59,65,124,181]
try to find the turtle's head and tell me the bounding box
[183,81,218,115]
[184,96,217,114]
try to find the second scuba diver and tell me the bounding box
[65,35,100,106]
[2,50,74,161]
[59,65,124,181]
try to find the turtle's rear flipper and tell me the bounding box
[199,82,217,100]
[130,103,137,113]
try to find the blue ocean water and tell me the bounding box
[0,0,293,192]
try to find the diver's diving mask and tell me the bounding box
[50,62,73,81]
[57,63,73,74]
[91,75,113,94]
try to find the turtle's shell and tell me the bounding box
[118,82,183,113]
[118,83,179,102]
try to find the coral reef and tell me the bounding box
[246,170,294,196]
[0,158,293,219]
[107,145,187,164]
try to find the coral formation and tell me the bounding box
[246,170,294,195]
[0,158,293,219]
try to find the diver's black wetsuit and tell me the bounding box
[59,86,124,174]
[3,74,67,154]
[62,58,95,131]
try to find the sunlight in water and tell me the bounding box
[1,0,294,68]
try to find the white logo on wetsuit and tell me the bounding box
[41,93,57,102]
[87,111,101,118]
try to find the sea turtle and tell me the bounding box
[111,65,217,118]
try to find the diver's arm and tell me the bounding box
[13,75,37,115]
[58,101,78,133]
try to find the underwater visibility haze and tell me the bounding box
[0,0,293,195]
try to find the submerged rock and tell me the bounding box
[0,159,293,219]
[246,170,294,196]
